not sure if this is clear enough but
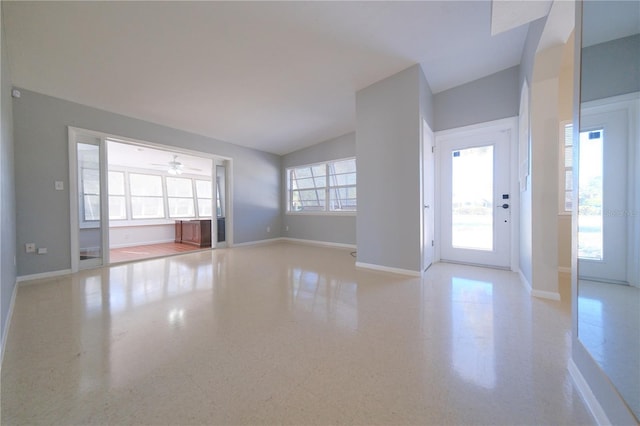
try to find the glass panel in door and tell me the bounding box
[77,142,104,268]
[451,145,494,251]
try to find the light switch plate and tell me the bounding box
[55,181,64,190]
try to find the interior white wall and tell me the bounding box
[109,225,175,248]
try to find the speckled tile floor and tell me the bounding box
[1,242,594,425]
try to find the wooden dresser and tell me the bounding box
[174,220,212,248]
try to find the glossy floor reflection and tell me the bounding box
[578,280,640,419]
[2,243,593,425]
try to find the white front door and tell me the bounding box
[579,104,630,283]
[422,119,435,271]
[439,127,511,268]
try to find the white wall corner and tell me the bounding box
[568,359,611,426]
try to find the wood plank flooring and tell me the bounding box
[110,242,208,263]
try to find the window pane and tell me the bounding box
[330,186,357,211]
[108,171,125,195]
[168,198,195,218]
[565,170,573,191]
[331,173,357,186]
[565,191,572,212]
[84,195,100,221]
[108,195,127,220]
[198,199,212,217]
[130,174,163,196]
[166,177,193,197]
[131,196,164,219]
[578,130,603,260]
[330,159,356,174]
[451,146,493,251]
[564,146,573,168]
[195,180,212,198]
[82,168,100,194]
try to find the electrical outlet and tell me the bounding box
[286,226,289,231]
[25,243,36,253]
[37,248,48,255]
[267,226,271,233]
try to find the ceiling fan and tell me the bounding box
[166,155,184,175]
[150,154,205,175]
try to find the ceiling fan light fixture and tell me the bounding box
[167,155,184,175]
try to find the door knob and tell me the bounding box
[498,203,509,209]
[424,205,430,209]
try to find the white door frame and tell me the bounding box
[434,117,519,271]
[68,126,233,272]
[421,118,435,272]
[579,93,639,286]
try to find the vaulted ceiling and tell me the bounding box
[4,1,540,155]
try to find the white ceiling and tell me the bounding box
[107,141,213,178]
[4,1,533,155]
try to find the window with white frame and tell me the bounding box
[81,166,100,221]
[287,158,356,213]
[196,180,213,218]
[166,176,195,218]
[108,171,127,220]
[560,122,573,213]
[129,173,165,219]
[107,171,213,221]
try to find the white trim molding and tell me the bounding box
[231,238,284,248]
[355,262,421,277]
[1,281,18,368]
[519,268,561,300]
[281,238,356,250]
[17,269,72,284]
[531,289,561,301]
[568,359,611,426]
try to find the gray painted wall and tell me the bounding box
[356,65,430,273]
[13,89,281,277]
[282,132,356,245]
[582,34,640,102]
[433,66,519,131]
[1,5,17,350]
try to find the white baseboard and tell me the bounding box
[568,359,610,425]
[518,269,561,300]
[1,281,18,368]
[519,269,532,293]
[355,261,421,277]
[281,237,356,250]
[17,269,72,284]
[558,266,571,274]
[232,237,284,248]
[110,238,175,249]
[531,289,561,301]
